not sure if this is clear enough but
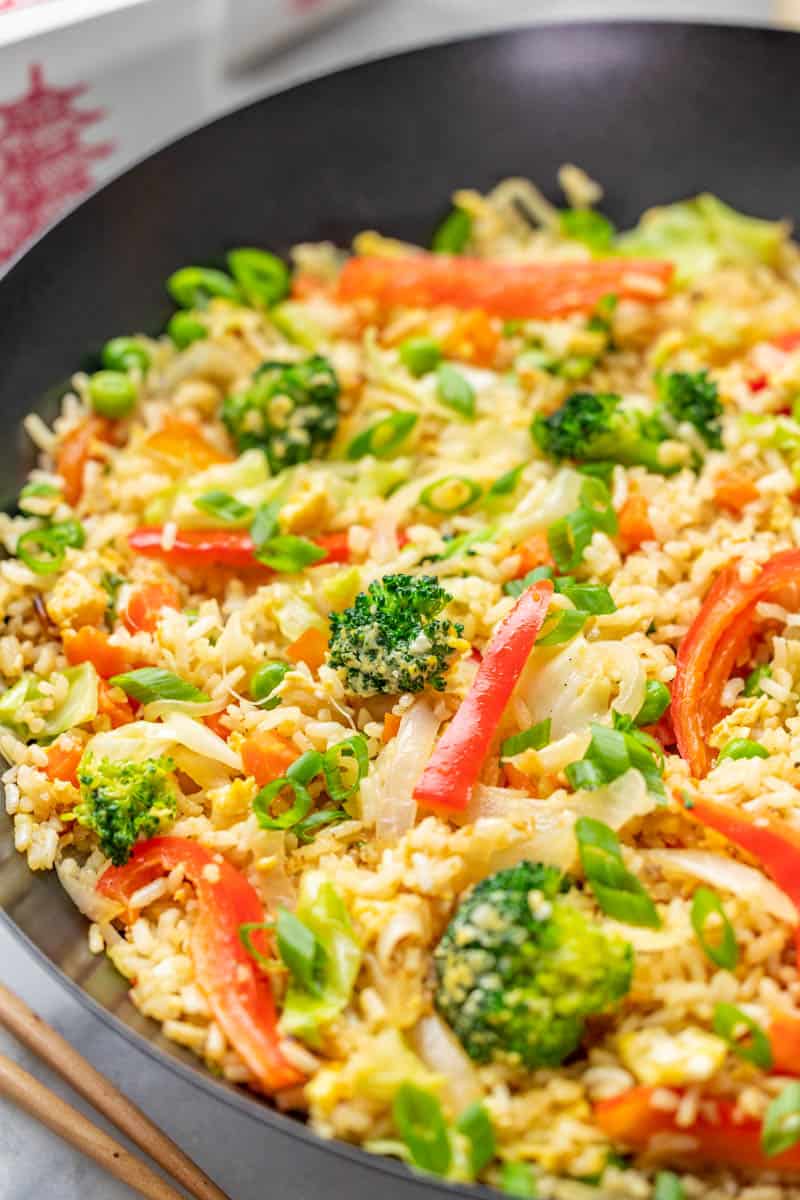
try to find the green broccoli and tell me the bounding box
[221,355,339,472]
[434,861,633,1070]
[328,574,463,695]
[655,369,722,449]
[75,754,178,866]
[532,391,671,473]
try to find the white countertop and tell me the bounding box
[0,1,782,1196]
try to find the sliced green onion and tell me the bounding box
[87,370,137,418]
[436,363,476,419]
[18,481,59,510]
[16,520,86,575]
[489,464,525,497]
[555,580,616,614]
[276,907,325,995]
[101,337,150,373]
[547,508,596,572]
[109,667,208,704]
[253,777,313,830]
[167,311,207,348]
[227,248,289,307]
[762,1081,800,1157]
[238,921,280,973]
[293,808,348,844]
[559,208,615,253]
[577,460,615,486]
[743,664,772,697]
[501,718,551,759]
[346,412,418,460]
[287,749,326,787]
[399,336,441,377]
[322,734,369,802]
[249,661,289,708]
[653,1171,684,1200]
[635,680,671,726]
[503,565,554,598]
[167,266,240,308]
[567,714,665,800]
[575,816,661,928]
[419,475,482,515]
[501,1162,538,1197]
[536,608,588,646]
[712,1001,773,1069]
[690,886,738,970]
[717,738,769,762]
[432,207,472,254]
[392,1083,452,1176]
[580,476,618,535]
[439,526,495,561]
[455,1102,495,1177]
[194,491,253,523]
[253,534,326,573]
[250,493,285,549]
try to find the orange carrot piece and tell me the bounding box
[442,309,501,366]
[143,418,231,471]
[713,472,759,513]
[285,628,328,672]
[513,532,555,578]
[617,493,655,551]
[122,582,181,634]
[381,712,402,744]
[45,739,83,785]
[63,626,130,679]
[97,680,136,728]
[56,416,113,507]
[241,730,299,788]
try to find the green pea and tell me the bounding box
[250,661,289,708]
[717,738,769,762]
[227,248,289,307]
[167,312,207,349]
[166,266,240,309]
[101,337,150,373]
[399,336,441,377]
[87,371,137,418]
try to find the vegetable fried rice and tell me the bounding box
[8,166,800,1198]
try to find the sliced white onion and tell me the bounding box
[642,849,798,926]
[359,699,440,842]
[85,713,241,776]
[56,857,123,924]
[143,699,225,721]
[160,341,243,388]
[502,467,583,544]
[162,713,242,773]
[522,637,646,740]
[411,1015,482,1112]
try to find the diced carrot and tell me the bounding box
[382,712,402,744]
[97,680,136,728]
[285,628,328,672]
[713,472,759,513]
[769,1014,800,1075]
[291,274,331,301]
[143,418,231,472]
[442,309,501,367]
[63,626,130,678]
[122,582,181,634]
[45,738,83,785]
[204,711,231,741]
[56,416,114,507]
[617,493,655,551]
[241,730,299,787]
[513,532,554,578]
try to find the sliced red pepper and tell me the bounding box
[687,795,800,912]
[595,1085,800,1171]
[337,255,674,319]
[97,836,303,1092]
[128,527,349,570]
[672,550,800,776]
[413,581,553,811]
[56,416,114,507]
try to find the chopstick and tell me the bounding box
[0,982,231,1200]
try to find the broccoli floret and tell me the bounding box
[75,754,178,866]
[328,574,463,695]
[221,355,339,472]
[434,861,633,1070]
[656,369,722,449]
[532,391,671,474]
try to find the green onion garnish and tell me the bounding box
[501,718,551,759]
[559,208,616,253]
[500,1162,538,1197]
[690,887,738,970]
[392,1083,452,1176]
[399,336,441,377]
[167,265,240,308]
[547,477,617,572]
[454,1102,495,1177]
[653,1171,684,1200]
[109,668,208,705]
[227,248,289,307]
[743,664,772,697]
[762,1081,800,1157]
[346,412,418,460]
[194,490,253,523]
[489,464,525,497]
[293,808,349,844]
[575,816,661,928]
[713,1001,773,1069]
[419,475,482,515]
[276,907,326,995]
[536,608,588,646]
[436,363,476,419]
[253,776,314,831]
[321,734,369,802]
[566,712,665,799]
[16,519,86,575]
[432,207,472,254]
[635,680,671,726]
[238,921,279,973]
[717,738,769,762]
[254,534,326,573]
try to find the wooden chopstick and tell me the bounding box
[0,982,231,1200]
[0,1051,189,1200]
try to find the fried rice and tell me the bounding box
[5,166,800,1198]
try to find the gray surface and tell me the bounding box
[0,0,779,1197]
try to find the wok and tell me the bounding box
[1,20,800,1197]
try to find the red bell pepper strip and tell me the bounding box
[672,549,800,776]
[595,1085,800,1171]
[337,255,674,320]
[97,836,303,1092]
[413,580,553,811]
[128,527,350,569]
